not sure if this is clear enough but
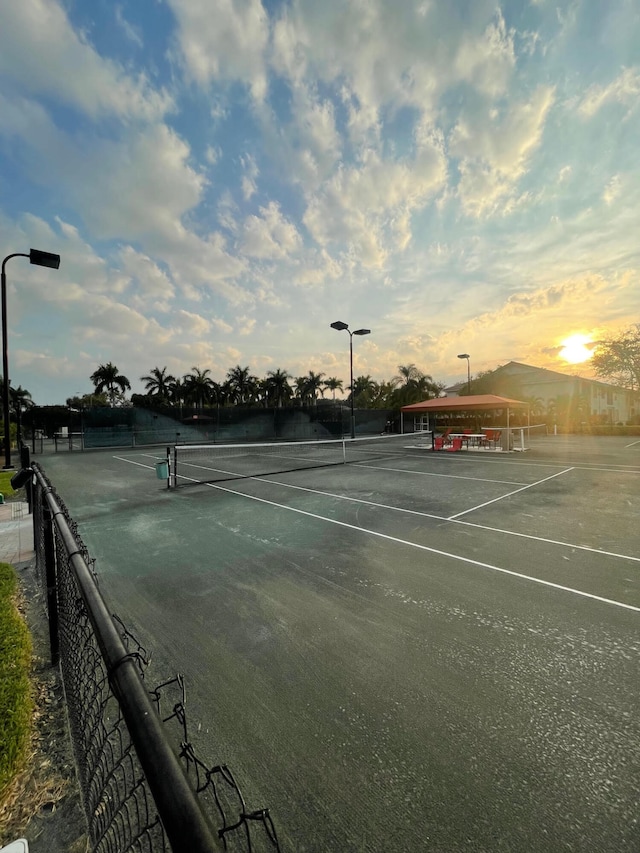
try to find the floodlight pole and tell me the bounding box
[2,249,61,469]
[458,353,471,394]
[331,321,371,439]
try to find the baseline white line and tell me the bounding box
[448,468,575,520]
[625,439,640,448]
[175,472,640,614]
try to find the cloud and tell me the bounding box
[603,174,622,206]
[241,153,259,200]
[293,249,343,287]
[451,86,555,216]
[578,67,640,118]
[270,3,517,144]
[239,202,302,259]
[0,97,248,301]
[119,247,175,310]
[452,9,516,98]
[173,309,211,338]
[0,94,205,241]
[0,0,171,120]
[115,5,144,48]
[303,133,447,266]
[168,0,269,100]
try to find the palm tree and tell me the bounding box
[294,375,310,405]
[324,377,343,401]
[184,367,215,410]
[265,369,292,407]
[10,385,34,414]
[140,366,176,400]
[167,377,187,409]
[226,365,258,405]
[352,375,378,407]
[390,365,442,407]
[369,380,398,408]
[304,371,325,405]
[394,364,422,386]
[90,362,131,406]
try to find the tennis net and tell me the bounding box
[168,433,430,487]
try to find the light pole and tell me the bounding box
[330,321,371,438]
[457,353,471,394]
[2,248,61,468]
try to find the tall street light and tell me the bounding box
[2,248,61,469]
[330,321,371,439]
[457,353,471,394]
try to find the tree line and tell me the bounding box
[64,362,445,412]
[3,324,639,416]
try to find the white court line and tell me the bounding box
[448,468,575,520]
[236,474,640,565]
[625,439,640,448]
[115,455,640,564]
[172,470,640,614]
[113,455,158,469]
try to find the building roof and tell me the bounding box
[496,361,626,391]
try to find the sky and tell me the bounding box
[0,0,639,406]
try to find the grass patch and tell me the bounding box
[0,563,33,798]
[0,471,19,501]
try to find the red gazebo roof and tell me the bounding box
[400,394,529,413]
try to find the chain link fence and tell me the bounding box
[31,462,282,853]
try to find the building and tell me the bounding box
[445,361,637,426]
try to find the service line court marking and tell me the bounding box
[119,456,640,613]
[354,462,529,486]
[115,455,640,566]
[448,468,575,520]
[174,470,640,614]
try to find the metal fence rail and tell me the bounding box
[31,463,281,853]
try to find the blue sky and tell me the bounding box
[0,0,638,405]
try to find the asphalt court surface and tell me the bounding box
[36,434,640,852]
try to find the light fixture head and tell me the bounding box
[29,248,61,270]
[457,353,470,359]
[330,321,349,331]
[353,329,371,336]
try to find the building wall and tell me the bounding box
[447,362,637,424]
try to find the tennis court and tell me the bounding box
[36,433,639,852]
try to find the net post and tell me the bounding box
[165,446,171,489]
[342,437,347,464]
[172,444,177,488]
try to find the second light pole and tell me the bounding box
[457,353,471,394]
[331,321,371,439]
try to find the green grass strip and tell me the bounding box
[0,562,33,797]
[0,471,19,500]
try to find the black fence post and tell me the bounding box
[43,505,60,666]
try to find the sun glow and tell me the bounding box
[559,334,594,364]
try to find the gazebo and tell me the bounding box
[400,394,531,449]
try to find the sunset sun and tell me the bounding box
[559,334,594,364]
